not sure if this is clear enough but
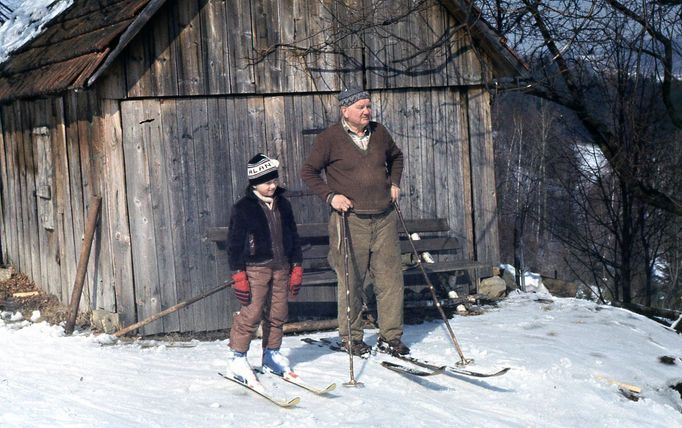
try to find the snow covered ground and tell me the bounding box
[2,291,682,427]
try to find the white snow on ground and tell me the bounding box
[2,292,682,427]
[500,264,550,294]
[0,0,74,63]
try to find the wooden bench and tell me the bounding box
[296,219,490,306]
[207,218,491,314]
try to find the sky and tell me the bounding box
[2,289,682,427]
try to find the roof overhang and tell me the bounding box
[0,0,167,102]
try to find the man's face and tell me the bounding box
[341,98,372,130]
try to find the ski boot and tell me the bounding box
[227,350,260,387]
[377,337,411,356]
[262,348,291,376]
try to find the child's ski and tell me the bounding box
[218,372,300,408]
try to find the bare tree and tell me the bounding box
[497,66,681,305]
[657,221,682,310]
[479,0,682,216]
[494,94,559,286]
[493,57,680,307]
[479,0,681,307]
[545,121,680,307]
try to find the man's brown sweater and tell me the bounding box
[301,121,404,214]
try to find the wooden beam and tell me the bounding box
[65,195,102,335]
[594,375,642,394]
[114,280,232,337]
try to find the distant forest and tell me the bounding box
[483,1,681,310]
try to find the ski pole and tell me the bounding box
[341,211,363,387]
[393,201,473,366]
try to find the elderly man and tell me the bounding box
[301,87,409,356]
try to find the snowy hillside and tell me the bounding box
[1,292,682,427]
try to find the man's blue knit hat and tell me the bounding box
[337,87,370,107]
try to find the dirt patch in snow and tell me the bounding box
[0,267,79,326]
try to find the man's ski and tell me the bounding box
[301,337,326,347]
[301,337,372,358]
[380,361,446,377]
[218,372,301,408]
[257,367,337,395]
[301,337,509,378]
[301,337,444,376]
[394,355,510,378]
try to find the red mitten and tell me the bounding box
[231,271,251,306]
[289,265,304,297]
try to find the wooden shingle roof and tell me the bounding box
[0,0,525,103]
[0,0,167,102]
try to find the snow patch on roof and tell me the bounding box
[0,0,74,63]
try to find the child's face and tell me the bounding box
[254,179,278,197]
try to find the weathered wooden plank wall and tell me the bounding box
[117,87,477,330]
[49,98,76,308]
[121,98,248,333]
[2,109,15,268]
[1,103,56,297]
[98,99,136,324]
[121,100,162,333]
[123,0,483,97]
[0,115,6,265]
[0,0,505,334]
[0,94,135,325]
[466,87,500,264]
[0,113,8,265]
[62,93,90,303]
[373,89,470,239]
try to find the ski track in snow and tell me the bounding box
[2,294,682,427]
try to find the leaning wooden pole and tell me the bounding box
[64,195,102,335]
[113,281,234,337]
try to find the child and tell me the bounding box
[226,153,304,386]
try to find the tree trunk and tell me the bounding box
[514,212,526,291]
[620,181,633,305]
[640,206,653,307]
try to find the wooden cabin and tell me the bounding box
[0,0,525,335]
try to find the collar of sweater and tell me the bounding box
[252,189,274,209]
[341,118,369,136]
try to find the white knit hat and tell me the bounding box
[247,153,279,185]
